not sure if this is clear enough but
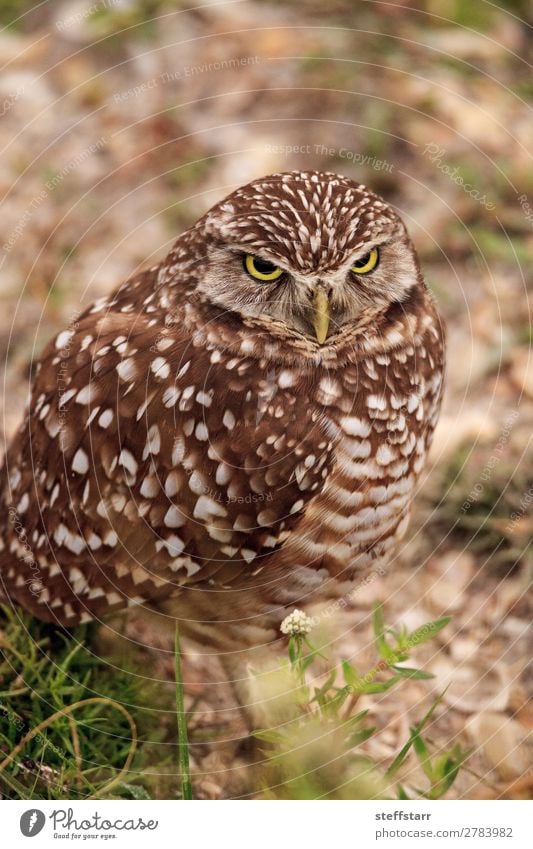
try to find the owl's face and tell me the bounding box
[188,171,423,356]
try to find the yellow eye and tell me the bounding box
[244,254,284,282]
[351,247,379,274]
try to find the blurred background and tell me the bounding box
[0,0,531,800]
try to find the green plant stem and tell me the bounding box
[174,622,193,800]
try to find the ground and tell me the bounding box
[0,0,531,800]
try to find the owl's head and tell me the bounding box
[179,171,424,360]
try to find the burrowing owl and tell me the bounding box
[0,171,444,653]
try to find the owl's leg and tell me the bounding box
[217,644,294,767]
[144,594,284,751]
[217,652,257,756]
[218,649,265,733]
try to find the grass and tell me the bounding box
[89,0,179,41]
[1,602,467,800]
[0,606,153,800]
[247,605,467,800]
[0,0,35,28]
[174,623,192,800]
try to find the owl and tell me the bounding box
[0,171,444,659]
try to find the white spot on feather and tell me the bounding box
[143,424,161,459]
[75,384,96,405]
[151,357,170,379]
[17,493,29,513]
[116,358,137,382]
[55,330,74,350]
[140,475,159,498]
[164,506,186,528]
[165,471,180,497]
[195,422,208,441]
[172,436,185,465]
[72,448,89,475]
[119,449,138,478]
[88,533,102,550]
[103,530,118,547]
[98,409,114,429]
[367,394,387,411]
[162,387,180,407]
[223,409,235,430]
[341,416,371,437]
[196,390,213,407]
[193,495,227,520]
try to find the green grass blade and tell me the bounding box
[385,689,448,778]
[408,617,452,647]
[174,622,193,800]
[391,666,434,680]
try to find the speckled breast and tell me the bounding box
[277,334,443,586]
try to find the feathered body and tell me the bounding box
[0,171,444,649]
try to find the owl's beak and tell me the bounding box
[312,288,331,344]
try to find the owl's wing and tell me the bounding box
[0,305,334,623]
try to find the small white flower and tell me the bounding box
[280,608,313,637]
